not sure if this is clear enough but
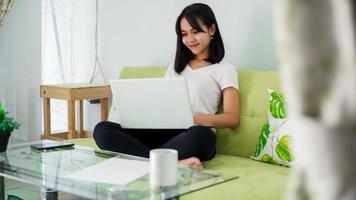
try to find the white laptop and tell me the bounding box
[110,78,194,129]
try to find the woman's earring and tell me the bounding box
[210,36,213,40]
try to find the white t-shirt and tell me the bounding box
[165,63,239,115]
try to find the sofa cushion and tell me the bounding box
[216,70,281,157]
[119,66,167,79]
[251,89,293,167]
[70,138,99,149]
[216,116,266,158]
[181,154,290,200]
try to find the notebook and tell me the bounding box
[110,78,194,129]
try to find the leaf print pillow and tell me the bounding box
[251,89,294,167]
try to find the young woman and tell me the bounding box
[93,3,240,169]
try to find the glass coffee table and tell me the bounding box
[0,140,238,200]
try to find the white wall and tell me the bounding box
[0,1,42,140]
[98,0,277,82]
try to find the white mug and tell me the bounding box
[149,149,178,186]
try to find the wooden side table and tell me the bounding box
[40,83,111,140]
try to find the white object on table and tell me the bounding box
[150,149,178,186]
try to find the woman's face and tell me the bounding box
[180,17,215,59]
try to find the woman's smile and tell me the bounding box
[188,43,199,48]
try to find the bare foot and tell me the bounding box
[178,157,203,169]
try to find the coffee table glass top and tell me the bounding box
[0,141,238,199]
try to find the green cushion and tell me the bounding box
[216,116,267,158]
[251,89,293,167]
[119,66,166,79]
[69,138,99,149]
[221,71,281,157]
[237,70,280,118]
[181,155,290,200]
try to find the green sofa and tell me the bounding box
[71,66,291,200]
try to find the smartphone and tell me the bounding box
[30,141,74,150]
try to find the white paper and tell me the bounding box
[64,157,149,185]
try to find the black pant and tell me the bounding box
[93,121,216,161]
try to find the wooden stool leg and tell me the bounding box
[68,100,76,139]
[43,98,51,139]
[101,97,109,121]
[79,100,84,137]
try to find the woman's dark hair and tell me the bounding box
[174,3,225,73]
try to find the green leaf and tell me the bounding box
[261,153,277,164]
[253,121,270,157]
[0,103,5,121]
[0,108,5,121]
[275,135,293,162]
[269,90,287,119]
[0,101,20,134]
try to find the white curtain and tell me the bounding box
[0,0,14,26]
[42,0,102,132]
[0,0,98,141]
[42,0,75,132]
[276,0,356,199]
[0,1,42,141]
[42,0,97,85]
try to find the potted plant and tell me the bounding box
[0,102,20,152]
